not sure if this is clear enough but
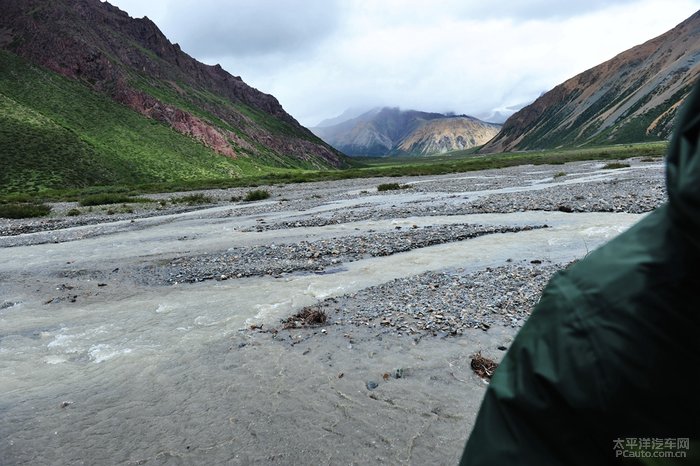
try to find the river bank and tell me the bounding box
[0,158,665,464]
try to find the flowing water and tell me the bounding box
[0,166,654,464]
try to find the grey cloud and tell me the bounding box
[160,0,341,58]
[458,0,639,20]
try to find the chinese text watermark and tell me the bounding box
[613,437,689,459]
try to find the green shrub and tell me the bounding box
[66,208,81,216]
[1,193,34,203]
[243,189,270,202]
[170,193,213,205]
[79,193,147,206]
[602,162,630,170]
[377,183,409,191]
[0,203,52,218]
[553,171,567,178]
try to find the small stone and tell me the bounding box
[366,381,379,390]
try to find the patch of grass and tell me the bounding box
[1,193,34,203]
[171,193,213,205]
[78,193,148,206]
[377,183,410,191]
[0,203,52,218]
[101,204,136,215]
[66,208,81,216]
[553,171,567,178]
[602,162,630,170]
[243,189,270,202]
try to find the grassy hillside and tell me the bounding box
[128,74,329,170]
[0,50,289,194]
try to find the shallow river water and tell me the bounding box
[0,165,655,464]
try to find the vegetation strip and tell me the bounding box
[0,143,666,205]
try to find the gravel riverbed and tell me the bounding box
[0,158,667,465]
[2,158,665,335]
[319,262,561,334]
[1,158,666,339]
[142,223,546,285]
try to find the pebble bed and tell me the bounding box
[246,177,666,232]
[141,223,546,285]
[306,263,562,338]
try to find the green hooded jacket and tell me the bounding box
[460,82,700,465]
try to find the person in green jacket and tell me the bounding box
[460,81,700,465]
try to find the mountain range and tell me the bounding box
[2,0,699,195]
[483,11,700,153]
[311,108,501,156]
[0,0,345,193]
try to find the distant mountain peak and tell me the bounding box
[311,107,501,156]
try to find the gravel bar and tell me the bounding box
[140,223,547,285]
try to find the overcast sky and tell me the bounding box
[105,0,700,126]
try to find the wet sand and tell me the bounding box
[0,159,665,464]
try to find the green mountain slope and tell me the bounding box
[0,0,346,194]
[0,50,275,193]
[483,11,700,153]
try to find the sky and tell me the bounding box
[104,0,700,126]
